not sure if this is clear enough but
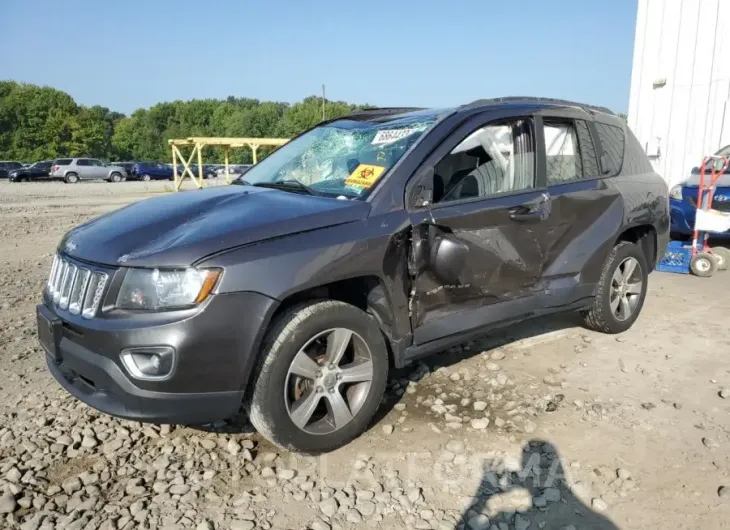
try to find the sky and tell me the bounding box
[0,0,639,115]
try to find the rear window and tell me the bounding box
[53,159,73,165]
[6,162,23,169]
[595,123,625,176]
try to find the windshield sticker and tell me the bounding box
[345,164,386,188]
[372,128,419,146]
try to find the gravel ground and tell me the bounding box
[1,180,730,530]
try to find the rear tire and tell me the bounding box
[711,247,730,271]
[583,241,649,334]
[142,174,152,182]
[64,173,79,184]
[690,252,717,277]
[248,300,389,454]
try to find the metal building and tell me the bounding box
[628,0,730,187]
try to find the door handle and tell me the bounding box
[509,211,543,222]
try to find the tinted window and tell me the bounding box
[544,122,583,184]
[6,162,23,169]
[433,119,535,203]
[89,159,103,166]
[54,159,73,165]
[76,159,90,166]
[595,123,625,176]
[576,120,600,177]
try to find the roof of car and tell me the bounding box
[345,97,615,123]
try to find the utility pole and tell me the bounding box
[322,84,326,120]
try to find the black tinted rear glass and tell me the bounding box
[54,159,73,165]
[595,123,625,176]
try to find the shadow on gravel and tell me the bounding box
[459,439,619,530]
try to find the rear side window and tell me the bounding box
[544,122,582,184]
[54,159,72,165]
[575,120,600,177]
[595,123,625,176]
[7,162,22,169]
[76,159,90,166]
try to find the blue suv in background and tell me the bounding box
[670,146,730,240]
[131,162,174,181]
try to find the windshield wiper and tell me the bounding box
[252,179,322,196]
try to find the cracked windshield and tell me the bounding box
[237,115,437,198]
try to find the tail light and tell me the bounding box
[54,165,60,172]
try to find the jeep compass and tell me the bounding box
[37,98,669,454]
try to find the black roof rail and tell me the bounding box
[463,97,615,115]
[346,107,426,117]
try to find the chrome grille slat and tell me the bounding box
[46,254,109,319]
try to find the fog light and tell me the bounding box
[120,346,175,380]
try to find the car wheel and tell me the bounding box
[711,246,730,271]
[248,300,389,454]
[110,172,122,183]
[65,173,79,184]
[690,252,717,277]
[582,241,649,334]
[142,174,152,182]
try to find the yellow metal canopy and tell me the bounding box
[168,136,289,190]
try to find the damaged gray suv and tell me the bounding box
[37,98,669,454]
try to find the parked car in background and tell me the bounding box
[110,162,136,178]
[49,158,127,183]
[38,98,668,454]
[0,161,24,179]
[9,160,54,182]
[131,162,173,181]
[670,145,730,242]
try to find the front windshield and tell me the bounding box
[236,114,438,198]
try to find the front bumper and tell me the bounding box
[37,290,278,424]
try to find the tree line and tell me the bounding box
[0,80,366,164]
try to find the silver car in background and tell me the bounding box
[49,158,128,183]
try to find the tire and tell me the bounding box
[110,172,122,183]
[690,252,717,277]
[64,173,79,184]
[711,247,730,271]
[583,241,649,334]
[248,300,389,454]
[142,174,152,182]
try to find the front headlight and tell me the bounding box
[117,268,221,310]
[669,184,683,200]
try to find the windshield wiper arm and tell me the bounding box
[252,179,322,196]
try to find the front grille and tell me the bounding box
[686,196,730,212]
[47,254,108,319]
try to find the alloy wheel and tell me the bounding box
[609,257,643,321]
[284,328,374,435]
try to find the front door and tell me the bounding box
[409,115,551,346]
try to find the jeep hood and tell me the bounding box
[60,186,370,268]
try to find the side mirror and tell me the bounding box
[412,167,434,208]
[429,234,469,285]
[691,166,700,175]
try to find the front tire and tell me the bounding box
[110,172,122,183]
[142,174,152,182]
[583,241,649,334]
[249,300,389,454]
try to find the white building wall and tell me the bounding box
[628,0,730,188]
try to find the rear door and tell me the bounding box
[75,159,92,179]
[408,113,550,345]
[531,110,623,303]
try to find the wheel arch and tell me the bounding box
[615,223,657,271]
[264,275,398,365]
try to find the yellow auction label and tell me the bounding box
[345,164,386,188]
